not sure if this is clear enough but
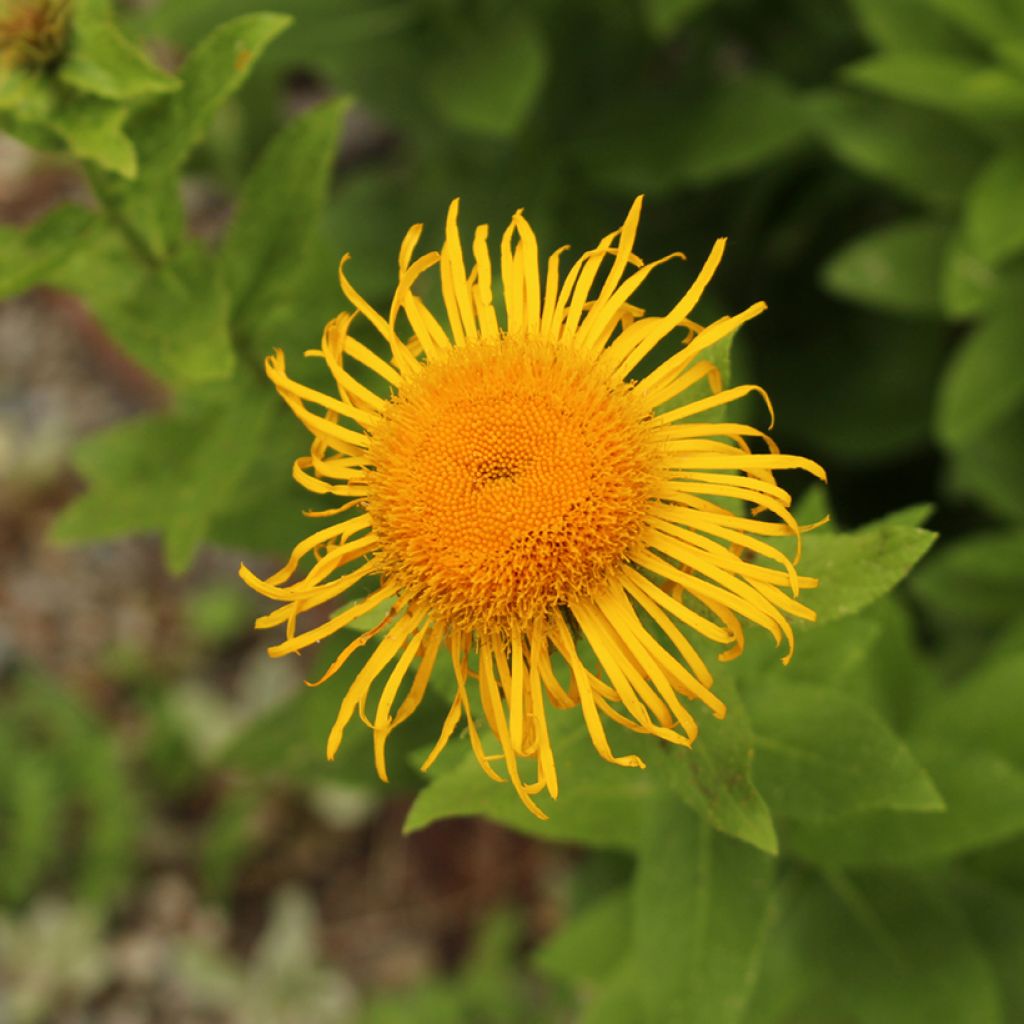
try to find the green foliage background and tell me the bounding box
[3,0,1024,1020]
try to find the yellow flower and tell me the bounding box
[241,198,825,818]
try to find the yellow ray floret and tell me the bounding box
[240,196,826,819]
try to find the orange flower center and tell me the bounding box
[366,338,658,637]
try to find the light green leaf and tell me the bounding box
[640,0,714,38]
[820,218,947,316]
[674,75,807,184]
[133,12,294,173]
[798,515,938,624]
[49,93,137,177]
[805,88,985,208]
[58,14,180,100]
[843,53,1024,121]
[964,145,1024,264]
[785,741,1024,865]
[424,9,547,138]
[633,805,776,1024]
[936,287,1024,447]
[0,205,97,300]
[221,96,350,329]
[653,677,778,854]
[404,711,653,849]
[928,0,1021,46]
[746,683,943,821]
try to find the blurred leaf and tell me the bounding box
[847,0,976,53]
[653,677,778,854]
[58,9,180,100]
[533,888,630,985]
[633,805,775,1024]
[947,403,1024,520]
[0,205,97,300]
[928,0,1021,46]
[963,144,1024,264]
[936,282,1024,446]
[914,648,1024,770]
[132,12,292,173]
[910,528,1024,631]
[805,88,985,207]
[843,52,1024,121]
[221,95,349,331]
[820,218,947,315]
[424,9,547,139]
[640,0,714,38]
[940,232,999,317]
[675,75,808,184]
[405,711,652,849]
[746,682,943,821]
[798,514,938,624]
[785,741,1024,865]
[49,92,137,177]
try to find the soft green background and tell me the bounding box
[2,0,1024,1021]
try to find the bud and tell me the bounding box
[0,0,72,70]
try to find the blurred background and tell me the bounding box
[2,0,1024,1021]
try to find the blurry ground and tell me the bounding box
[0,136,567,1023]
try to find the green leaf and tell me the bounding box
[820,218,947,316]
[0,205,97,300]
[752,874,1003,1024]
[805,88,986,208]
[847,0,976,54]
[936,285,1024,447]
[843,53,1024,121]
[132,12,293,174]
[785,741,1024,865]
[532,888,630,984]
[940,233,999,318]
[424,9,547,139]
[49,93,137,177]
[909,529,1024,631]
[632,805,776,1024]
[404,711,652,849]
[58,13,180,100]
[221,96,349,330]
[746,683,943,821]
[674,75,807,184]
[798,515,938,624]
[928,0,1021,46]
[640,0,714,38]
[964,145,1024,264]
[948,403,1024,521]
[653,677,778,854]
[914,648,1024,770]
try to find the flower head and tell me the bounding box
[0,0,71,70]
[241,198,825,818]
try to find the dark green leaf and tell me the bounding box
[820,218,947,316]
[533,888,630,984]
[640,0,714,39]
[798,515,938,624]
[424,9,547,138]
[847,0,976,54]
[653,677,777,854]
[948,403,1024,521]
[940,233,999,318]
[746,682,943,821]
